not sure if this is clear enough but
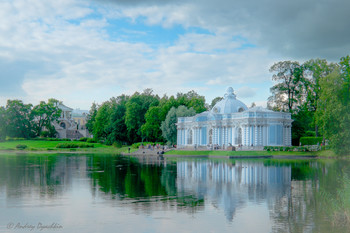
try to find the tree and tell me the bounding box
[125,90,159,143]
[161,105,196,145]
[106,95,129,145]
[141,106,163,142]
[86,102,98,134]
[268,61,305,113]
[316,62,350,155]
[31,99,61,137]
[93,101,114,141]
[0,106,6,140]
[302,59,338,136]
[5,100,34,138]
[210,97,223,109]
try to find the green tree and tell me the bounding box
[31,99,62,137]
[0,106,6,140]
[302,59,338,136]
[161,105,196,145]
[210,97,223,109]
[141,106,163,142]
[106,95,129,145]
[268,61,305,113]
[5,100,34,138]
[93,100,114,141]
[86,102,98,134]
[125,90,159,143]
[316,61,350,155]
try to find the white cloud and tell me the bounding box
[0,0,283,109]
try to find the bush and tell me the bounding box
[40,131,50,138]
[113,141,123,148]
[131,142,165,149]
[16,144,27,150]
[79,137,88,142]
[56,143,94,148]
[300,137,323,146]
[304,131,316,137]
[87,138,97,143]
[6,137,25,141]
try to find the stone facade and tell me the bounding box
[176,87,292,149]
[53,103,90,139]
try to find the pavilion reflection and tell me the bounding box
[176,160,292,221]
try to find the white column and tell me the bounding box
[254,125,259,146]
[232,127,235,145]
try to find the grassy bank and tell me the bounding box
[165,149,337,157]
[0,140,138,154]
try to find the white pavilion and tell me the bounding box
[176,87,292,149]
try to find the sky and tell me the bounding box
[0,0,349,110]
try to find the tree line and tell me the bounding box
[85,89,207,146]
[268,56,350,155]
[0,99,62,140]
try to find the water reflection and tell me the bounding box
[0,154,349,233]
[177,160,291,221]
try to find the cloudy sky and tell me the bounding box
[0,0,349,109]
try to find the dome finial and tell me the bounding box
[225,87,236,99]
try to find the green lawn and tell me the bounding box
[0,140,137,154]
[165,149,322,157]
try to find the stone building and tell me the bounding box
[53,103,90,139]
[176,87,292,149]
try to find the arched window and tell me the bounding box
[238,107,244,112]
[60,122,66,129]
[187,129,193,145]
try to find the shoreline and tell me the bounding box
[0,149,334,159]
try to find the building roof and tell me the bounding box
[211,87,248,114]
[57,103,73,111]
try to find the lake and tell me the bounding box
[0,153,349,233]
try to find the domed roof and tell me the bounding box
[211,87,248,114]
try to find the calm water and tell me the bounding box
[0,154,350,233]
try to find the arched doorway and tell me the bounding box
[60,122,66,129]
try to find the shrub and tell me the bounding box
[87,138,97,143]
[131,142,165,149]
[6,137,25,141]
[40,131,50,138]
[113,141,123,148]
[79,137,88,142]
[16,144,27,150]
[300,137,323,146]
[304,131,316,137]
[56,143,94,148]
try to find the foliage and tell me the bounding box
[4,100,34,138]
[15,144,27,150]
[210,97,223,109]
[125,90,160,143]
[161,105,196,145]
[299,137,323,146]
[316,59,350,155]
[141,106,163,142]
[31,98,62,137]
[86,102,98,133]
[131,142,165,149]
[56,143,94,148]
[264,146,310,152]
[79,137,88,142]
[268,61,305,112]
[86,138,97,143]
